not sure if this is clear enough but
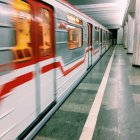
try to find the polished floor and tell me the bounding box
[93,45,140,140]
[34,45,140,140]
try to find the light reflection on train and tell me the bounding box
[0,0,112,139]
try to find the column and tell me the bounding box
[133,0,140,66]
[117,27,123,45]
[123,23,127,48]
[123,25,126,47]
[124,22,128,49]
[127,13,135,54]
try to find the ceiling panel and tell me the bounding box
[67,0,135,29]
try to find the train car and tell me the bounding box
[0,0,112,139]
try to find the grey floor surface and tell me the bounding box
[92,45,140,140]
[34,45,140,140]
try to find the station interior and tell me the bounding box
[1,0,140,140]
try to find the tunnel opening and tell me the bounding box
[109,29,118,45]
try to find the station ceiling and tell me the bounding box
[67,0,136,29]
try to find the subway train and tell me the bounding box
[0,0,112,139]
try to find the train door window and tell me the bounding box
[38,8,52,57]
[100,29,102,43]
[92,27,94,43]
[95,27,99,42]
[87,23,92,46]
[103,31,106,41]
[11,0,32,62]
[68,25,82,49]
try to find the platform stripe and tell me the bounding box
[79,47,116,140]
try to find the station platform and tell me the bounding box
[33,45,140,140]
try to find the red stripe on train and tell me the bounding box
[0,72,34,97]
[102,45,106,48]
[94,50,99,55]
[0,48,99,97]
[41,48,99,75]
[41,48,90,75]
[41,58,85,76]
[41,63,58,73]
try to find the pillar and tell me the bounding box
[123,22,128,49]
[124,22,128,49]
[117,27,123,45]
[123,25,125,47]
[133,0,140,66]
[127,13,135,54]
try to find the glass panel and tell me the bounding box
[12,0,32,49]
[56,31,68,43]
[10,0,32,62]
[39,9,51,57]
[95,30,99,41]
[88,24,92,46]
[68,25,82,49]
[100,29,102,42]
[103,32,106,41]
[0,3,16,47]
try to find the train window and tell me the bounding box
[95,30,99,41]
[103,31,106,41]
[11,0,32,62]
[39,9,51,57]
[0,3,16,48]
[67,25,82,49]
[100,29,102,42]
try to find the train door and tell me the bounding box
[31,1,56,114]
[87,23,92,68]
